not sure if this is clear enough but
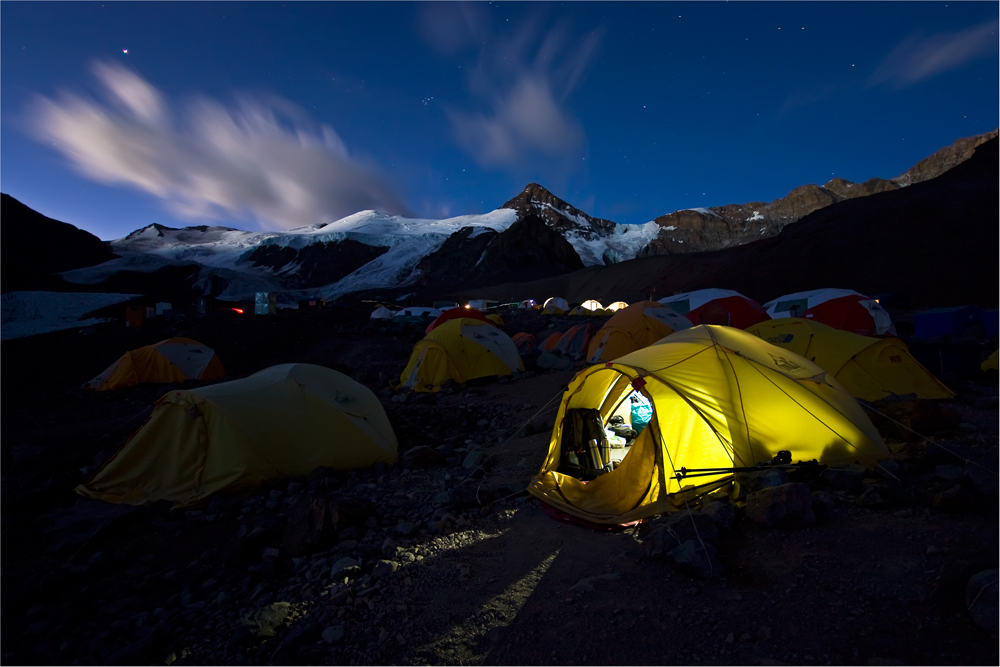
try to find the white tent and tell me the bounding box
[370,306,395,320]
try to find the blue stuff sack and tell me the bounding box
[630,393,653,435]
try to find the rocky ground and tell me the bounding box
[1,307,997,666]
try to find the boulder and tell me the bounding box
[745,483,816,527]
[734,468,789,494]
[699,501,736,531]
[330,557,360,580]
[821,463,866,491]
[966,569,999,632]
[667,540,723,579]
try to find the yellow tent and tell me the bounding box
[606,301,629,312]
[528,326,888,524]
[982,350,998,372]
[77,364,398,507]
[581,299,603,311]
[586,301,693,363]
[568,306,591,316]
[543,297,569,315]
[398,318,523,392]
[486,314,505,327]
[85,337,226,391]
[747,318,954,401]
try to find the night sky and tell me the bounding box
[2,2,997,240]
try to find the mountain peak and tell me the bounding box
[501,183,616,242]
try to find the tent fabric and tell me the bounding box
[486,314,505,327]
[543,297,570,315]
[86,338,226,391]
[426,307,490,334]
[763,289,896,336]
[568,306,592,316]
[747,318,954,401]
[659,289,769,329]
[369,306,395,320]
[512,332,537,355]
[528,325,888,525]
[606,301,629,312]
[983,350,999,372]
[399,319,524,392]
[580,300,603,311]
[586,301,693,363]
[540,331,562,352]
[77,364,398,507]
[553,323,596,360]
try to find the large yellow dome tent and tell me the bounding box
[85,337,226,391]
[586,301,693,363]
[398,318,523,392]
[528,326,888,525]
[747,318,954,401]
[77,364,398,507]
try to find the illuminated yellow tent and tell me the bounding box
[543,297,570,315]
[581,299,603,311]
[606,301,629,312]
[85,337,226,391]
[398,318,523,392]
[983,350,999,372]
[586,301,693,363]
[77,364,398,507]
[528,326,888,524]
[747,318,954,401]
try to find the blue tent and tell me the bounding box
[913,306,982,340]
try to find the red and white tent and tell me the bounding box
[763,289,896,336]
[658,288,770,330]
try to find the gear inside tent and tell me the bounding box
[426,306,490,334]
[398,318,524,392]
[659,288,770,329]
[763,289,896,336]
[542,297,570,314]
[747,318,954,401]
[77,364,398,507]
[529,326,888,525]
[586,301,693,363]
[85,337,226,391]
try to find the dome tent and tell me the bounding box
[580,299,603,311]
[512,332,537,355]
[426,306,490,334]
[542,297,570,315]
[553,323,596,360]
[658,288,769,329]
[77,364,398,507]
[85,337,226,391]
[763,289,896,336]
[747,318,954,401]
[606,301,629,312]
[586,301,692,363]
[529,326,888,525]
[398,319,523,392]
[369,306,395,320]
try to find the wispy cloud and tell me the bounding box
[28,62,412,231]
[868,19,999,89]
[424,5,602,169]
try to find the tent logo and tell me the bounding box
[768,352,802,372]
[765,334,794,344]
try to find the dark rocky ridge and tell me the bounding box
[502,183,616,239]
[638,129,998,256]
[246,240,389,289]
[414,213,584,293]
[454,137,1000,310]
[1,194,118,292]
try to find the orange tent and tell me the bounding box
[586,301,692,363]
[85,338,226,391]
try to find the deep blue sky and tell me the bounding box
[2,2,997,240]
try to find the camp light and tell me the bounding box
[231,308,244,314]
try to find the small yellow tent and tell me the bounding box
[77,364,397,507]
[982,350,998,372]
[568,306,591,316]
[85,337,226,391]
[528,326,888,524]
[486,314,505,327]
[543,297,569,315]
[398,319,523,392]
[586,301,693,363]
[606,301,629,312]
[747,318,954,401]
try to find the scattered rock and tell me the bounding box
[330,557,361,580]
[821,463,866,491]
[373,560,399,579]
[934,464,968,484]
[321,625,345,644]
[667,540,723,579]
[966,569,999,632]
[745,483,816,527]
[855,484,889,508]
[462,450,486,469]
[699,501,736,530]
[735,468,790,493]
[932,484,967,512]
[811,490,836,515]
[403,446,446,470]
[239,602,290,637]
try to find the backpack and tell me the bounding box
[558,408,610,480]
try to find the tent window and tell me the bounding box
[666,299,691,315]
[775,298,808,316]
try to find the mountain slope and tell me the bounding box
[458,137,999,309]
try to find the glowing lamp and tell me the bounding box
[232,308,244,314]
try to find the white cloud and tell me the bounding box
[28,62,412,231]
[440,17,602,169]
[868,19,999,89]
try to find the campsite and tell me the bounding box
[1,298,997,666]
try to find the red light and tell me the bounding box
[232,308,244,314]
[464,304,471,309]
